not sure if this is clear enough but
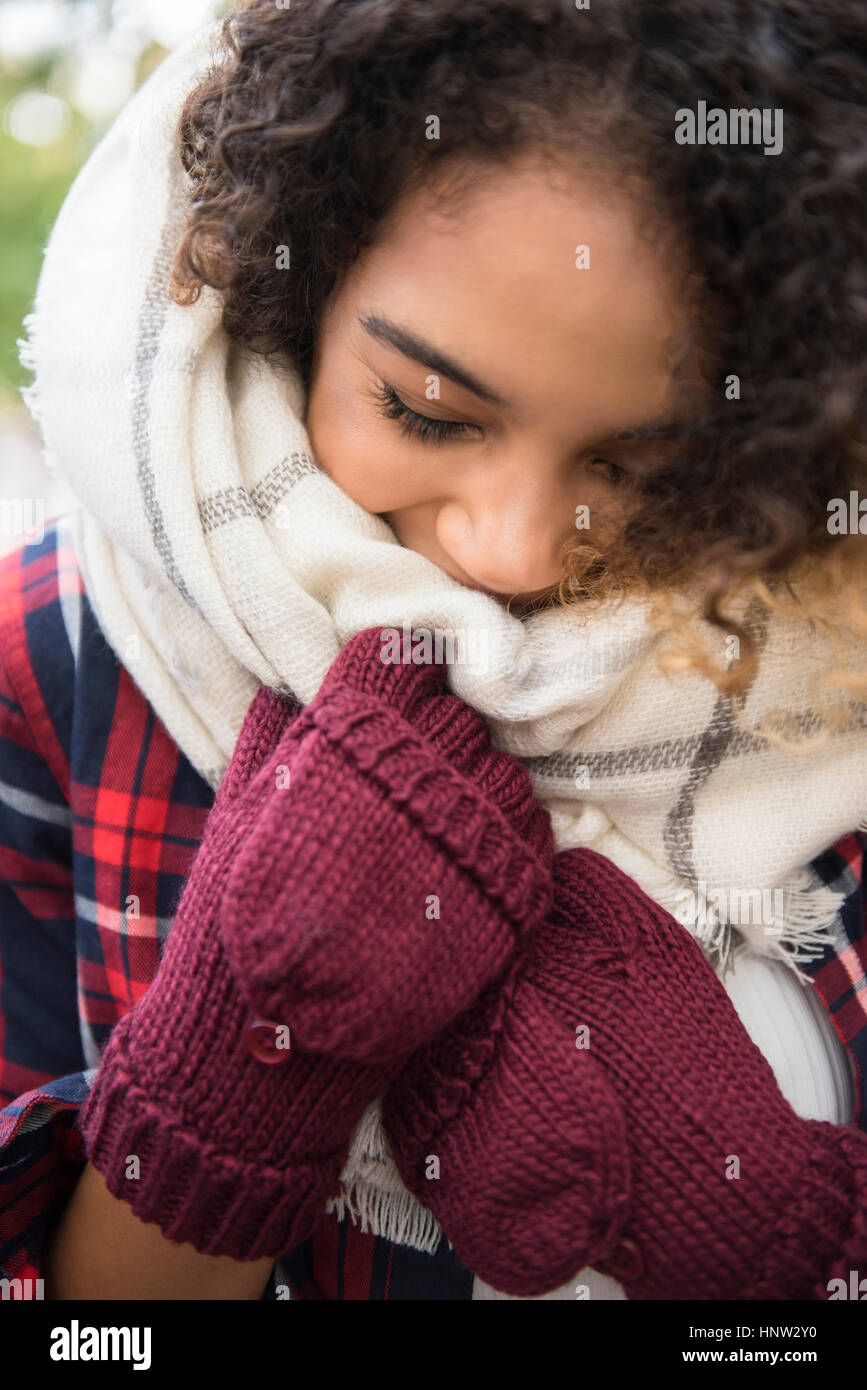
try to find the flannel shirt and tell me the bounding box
[1,513,866,1301]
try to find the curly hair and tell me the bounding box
[170,0,867,718]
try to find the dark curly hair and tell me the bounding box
[170,0,867,700]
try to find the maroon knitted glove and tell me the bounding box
[383,847,867,1299]
[77,682,377,1260]
[219,626,554,1062]
[381,851,632,1295]
[78,627,555,1260]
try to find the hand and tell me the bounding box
[382,846,867,1298]
[78,627,556,1261]
[219,626,554,1062]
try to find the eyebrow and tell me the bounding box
[359,312,508,407]
[358,310,691,444]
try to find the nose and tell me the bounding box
[435,468,570,596]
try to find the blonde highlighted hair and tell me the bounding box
[510,533,867,763]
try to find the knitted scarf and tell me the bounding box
[17,21,867,1258]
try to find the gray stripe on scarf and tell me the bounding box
[524,592,867,842]
[133,153,200,611]
[664,593,772,887]
[198,453,320,531]
[524,703,867,786]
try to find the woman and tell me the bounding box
[2,0,866,1300]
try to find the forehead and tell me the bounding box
[336,155,699,427]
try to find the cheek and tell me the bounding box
[305,373,427,513]
[306,371,370,494]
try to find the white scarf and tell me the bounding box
[18,22,867,1269]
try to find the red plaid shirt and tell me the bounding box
[1,514,866,1300]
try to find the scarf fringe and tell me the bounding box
[17,313,42,425]
[17,311,65,484]
[326,1178,445,1256]
[659,866,844,984]
[325,1103,445,1255]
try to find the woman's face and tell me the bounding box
[305,153,703,607]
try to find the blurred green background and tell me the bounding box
[0,0,233,404]
[0,0,233,545]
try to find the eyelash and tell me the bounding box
[587,456,630,486]
[371,380,480,444]
[371,377,631,484]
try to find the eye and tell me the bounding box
[586,456,630,486]
[371,379,482,444]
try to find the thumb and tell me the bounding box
[215,684,303,810]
